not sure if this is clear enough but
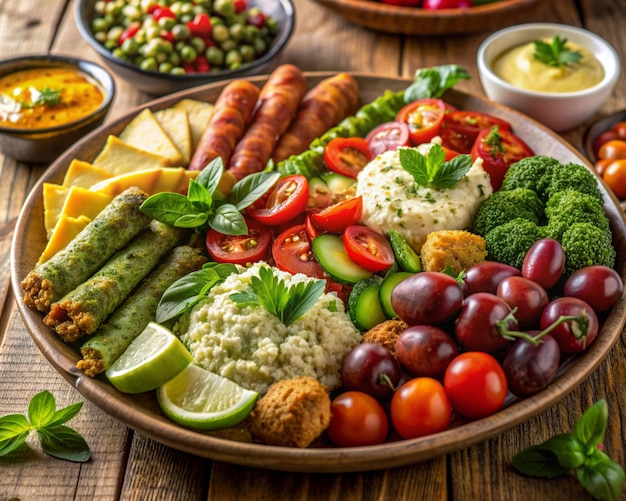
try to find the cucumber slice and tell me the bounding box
[379,271,415,319]
[321,172,356,194]
[348,277,387,331]
[389,229,422,273]
[312,233,373,285]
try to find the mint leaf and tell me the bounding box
[574,399,607,449]
[0,414,32,456]
[37,426,90,463]
[432,153,473,189]
[577,454,625,501]
[399,144,471,190]
[404,64,471,102]
[533,36,583,69]
[28,390,56,428]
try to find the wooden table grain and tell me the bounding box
[1,0,625,499]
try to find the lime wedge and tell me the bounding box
[105,322,193,394]
[156,364,259,430]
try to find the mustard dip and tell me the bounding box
[0,67,104,129]
[492,39,604,93]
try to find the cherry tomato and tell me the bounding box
[610,121,626,139]
[539,297,599,353]
[390,378,452,440]
[343,225,395,273]
[394,325,458,378]
[341,343,401,400]
[365,121,411,156]
[444,352,508,420]
[205,217,272,265]
[471,126,534,191]
[593,130,620,157]
[326,391,389,447]
[594,158,613,177]
[380,0,421,5]
[462,261,521,296]
[598,139,626,161]
[310,196,363,234]
[563,265,624,313]
[496,276,549,330]
[248,175,309,226]
[272,224,326,278]
[444,111,511,142]
[521,238,565,290]
[323,137,372,178]
[602,159,626,199]
[440,125,474,154]
[396,98,446,145]
[422,0,471,7]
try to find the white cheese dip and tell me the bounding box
[356,145,492,252]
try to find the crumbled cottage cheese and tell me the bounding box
[356,144,492,252]
[180,262,361,394]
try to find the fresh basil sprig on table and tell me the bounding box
[230,265,326,326]
[512,400,625,501]
[0,391,90,463]
[533,35,583,69]
[140,157,279,235]
[399,143,473,190]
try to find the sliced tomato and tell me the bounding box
[471,126,534,191]
[396,98,446,145]
[440,125,474,154]
[444,111,511,141]
[323,137,372,178]
[343,225,395,273]
[247,174,309,226]
[206,217,272,265]
[304,213,322,241]
[310,196,363,234]
[272,224,326,278]
[365,121,411,156]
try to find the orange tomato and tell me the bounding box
[610,121,626,139]
[602,159,626,199]
[593,130,620,157]
[598,139,626,160]
[594,158,613,177]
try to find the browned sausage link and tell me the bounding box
[228,65,307,180]
[188,79,260,171]
[271,72,360,163]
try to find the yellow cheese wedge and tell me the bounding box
[37,215,92,264]
[62,159,112,188]
[61,186,114,221]
[175,169,201,194]
[43,183,70,239]
[93,135,169,176]
[154,107,191,166]
[89,168,163,196]
[119,108,185,166]
[171,98,214,151]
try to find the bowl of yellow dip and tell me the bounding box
[0,54,115,163]
[477,23,620,132]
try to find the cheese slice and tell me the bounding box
[93,135,169,176]
[171,98,214,151]
[43,183,70,239]
[38,215,92,264]
[89,168,163,196]
[119,108,184,165]
[62,159,112,188]
[61,186,114,221]
[154,107,191,166]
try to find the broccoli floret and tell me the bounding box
[545,189,610,241]
[473,187,544,236]
[501,156,560,198]
[561,222,616,276]
[484,218,546,269]
[544,162,603,202]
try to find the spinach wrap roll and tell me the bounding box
[77,245,207,377]
[22,187,151,313]
[44,220,189,342]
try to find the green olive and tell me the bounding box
[170,67,186,75]
[206,46,225,66]
[243,25,259,43]
[253,37,267,56]
[158,17,176,31]
[210,16,224,26]
[171,23,191,40]
[239,44,255,63]
[94,31,108,44]
[213,0,235,18]
[159,61,173,73]
[104,39,118,51]
[91,17,110,33]
[220,39,237,53]
[139,57,158,72]
[229,23,245,42]
[225,49,242,67]
[120,38,140,56]
[111,48,130,61]
[212,24,230,43]
[94,1,108,15]
[189,36,206,53]
[169,51,181,66]
[122,5,142,21]
[180,45,198,63]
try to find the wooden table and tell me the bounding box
[1,0,625,499]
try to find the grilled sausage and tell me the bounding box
[188,79,260,171]
[228,64,307,180]
[271,73,360,163]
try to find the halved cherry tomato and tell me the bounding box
[396,98,446,145]
[598,139,626,161]
[444,111,511,142]
[365,121,411,156]
[610,121,626,139]
[323,137,372,178]
[206,217,272,265]
[471,126,534,191]
[381,0,421,5]
[310,196,363,234]
[304,213,322,241]
[423,0,471,8]
[343,225,395,273]
[602,159,626,199]
[272,224,326,278]
[248,174,309,226]
[440,125,474,154]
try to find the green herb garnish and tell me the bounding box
[0,391,90,463]
[512,400,625,501]
[404,64,471,102]
[230,265,325,326]
[21,87,63,108]
[533,35,584,69]
[399,143,472,190]
[140,157,279,235]
[482,125,506,157]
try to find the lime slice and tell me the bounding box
[156,364,259,430]
[105,322,193,394]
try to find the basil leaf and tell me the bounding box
[48,402,84,428]
[209,204,248,235]
[28,390,56,428]
[511,444,571,479]
[543,433,586,469]
[0,414,31,456]
[577,454,625,501]
[38,426,91,463]
[187,179,212,211]
[175,212,208,229]
[404,64,471,102]
[140,192,196,225]
[196,157,224,194]
[228,171,280,210]
[574,399,607,449]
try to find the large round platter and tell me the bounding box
[310,0,550,36]
[10,72,626,473]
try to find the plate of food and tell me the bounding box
[10,67,626,473]
[310,0,551,36]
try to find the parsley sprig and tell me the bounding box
[21,87,63,108]
[399,144,473,190]
[512,400,625,501]
[230,265,326,326]
[533,35,584,69]
[0,391,90,463]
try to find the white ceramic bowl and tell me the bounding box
[477,23,620,132]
